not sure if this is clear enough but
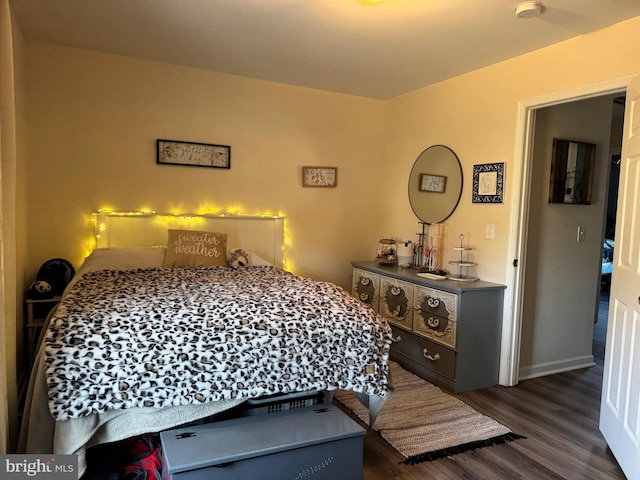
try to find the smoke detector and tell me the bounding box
[515,1,544,18]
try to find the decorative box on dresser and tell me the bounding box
[351,261,506,393]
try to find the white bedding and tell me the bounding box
[19,247,392,478]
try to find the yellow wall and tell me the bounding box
[24,17,640,291]
[382,16,640,284]
[1,0,27,451]
[11,2,27,397]
[25,43,386,289]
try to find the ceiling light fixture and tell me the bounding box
[515,1,544,18]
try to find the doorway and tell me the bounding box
[595,97,624,366]
[504,74,640,480]
[516,94,620,379]
[500,76,631,388]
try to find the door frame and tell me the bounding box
[500,75,635,386]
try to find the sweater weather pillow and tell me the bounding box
[163,229,228,268]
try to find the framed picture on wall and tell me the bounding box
[548,138,595,204]
[157,139,231,169]
[472,162,505,203]
[302,166,338,187]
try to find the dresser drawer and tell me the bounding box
[352,268,380,311]
[413,309,457,348]
[379,276,413,330]
[413,286,457,319]
[413,286,457,347]
[390,326,455,379]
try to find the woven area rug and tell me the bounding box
[334,362,524,465]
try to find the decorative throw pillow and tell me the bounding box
[163,229,228,268]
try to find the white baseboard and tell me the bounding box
[518,355,596,381]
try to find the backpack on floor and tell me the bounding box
[120,433,162,480]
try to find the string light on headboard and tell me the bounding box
[91,209,287,268]
[94,209,285,218]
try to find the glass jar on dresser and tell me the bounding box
[352,261,506,393]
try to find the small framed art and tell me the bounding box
[472,162,504,203]
[157,139,231,169]
[548,138,595,204]
[302,166,338,187]
[419,174,447,193]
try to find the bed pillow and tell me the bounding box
[80,248,167,272]
[163,229,228,268]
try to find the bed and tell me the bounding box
[18,216,393,477]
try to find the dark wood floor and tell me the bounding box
[348,292,626,480]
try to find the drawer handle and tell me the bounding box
[426,316,440,328]
[390,286,402,296]
[427,298,440,308]
[423,348,440,362]
[360,277,371,286]
[359,293,370,302]
[392,335,401,343]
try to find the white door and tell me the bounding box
[599,75,640,479]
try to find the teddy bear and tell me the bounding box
[228,249,250,269]
[28,279,54,299]
[28,258,75,299]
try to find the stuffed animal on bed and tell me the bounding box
[228,249,250,269]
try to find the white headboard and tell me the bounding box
[92,212,285,268]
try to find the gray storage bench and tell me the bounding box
[160,404,366,480]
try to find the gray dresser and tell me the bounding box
[352,261,505,393]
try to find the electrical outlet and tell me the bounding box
[577,225,586,242]
[485,224,495,240]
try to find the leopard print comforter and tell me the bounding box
[45,266,392,421]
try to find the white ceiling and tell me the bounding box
[9,0,640,99]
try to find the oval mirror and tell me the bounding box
[408,145,463,224]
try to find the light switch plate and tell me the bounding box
[485,224,495,240]
[577,225,586,242]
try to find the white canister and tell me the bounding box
[396,243,414,267]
